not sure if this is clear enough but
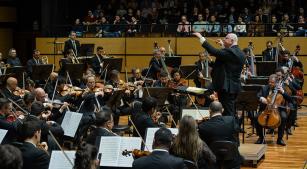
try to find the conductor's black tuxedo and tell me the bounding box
[201,41,245,116]
[132,150,187,169]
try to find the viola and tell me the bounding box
[122,149,151,159]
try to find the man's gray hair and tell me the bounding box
[227,33,238,46]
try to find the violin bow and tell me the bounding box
[128,116,150,151]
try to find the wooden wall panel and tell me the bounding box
[0,7,16,22]
[126,38,176,55]
[0,28,13,57]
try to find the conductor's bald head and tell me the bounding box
[209,101,223,117]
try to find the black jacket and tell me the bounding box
[132,150,187,169]
[262,48,277,61]
[132,112,157,139]
[64,39,81,56]
[201,42,244,93]
[91,54,104,75]
[26,58,43,77]
[198,115,241,168]
[19,142,50,169]
[1,88,22,102]
[149,57,162,80]
[86,127,116,146]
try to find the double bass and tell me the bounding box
[258,79,284,129]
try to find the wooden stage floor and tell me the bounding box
[118,97,307,169]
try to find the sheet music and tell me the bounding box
[99,137,142,167]
[181,109,210,120]
[145,128,178,152]
[61,111,83,137]
[48,151,75,169]
[118,137,142,167]
[0,129,8,144]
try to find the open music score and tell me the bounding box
[0,129,8,144]
[98,136,142,167]
[181,109,210,121]
[61,111,83,137]
[145,128,178,152]
[48,151,75,169]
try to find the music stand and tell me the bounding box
[64,63,86,80]
[235,90,259,143]
[255,61,277,76]
[80,44,94,57]
[165,56,182,68]
[179,65,197,80]
[32,64,54,81]
[142,87,173,106]
[246,77,268,85]
[101,58,123,72]
[4,66,26,86]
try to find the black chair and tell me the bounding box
[210,140,238,169]
[184,159,198,169]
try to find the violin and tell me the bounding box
[122,149,150,159]
[60,84,84,97]
[6,110,25,122]
[13,88,30,97]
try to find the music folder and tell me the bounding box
[48,151,75,169]
[145,128,178,152]
[98,136,142,167]
[0,129,8,144]
[181,108,210,121]
[61,111,83,137]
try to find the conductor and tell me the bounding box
[193,32,245,116]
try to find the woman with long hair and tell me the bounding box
[74,142,99,169]
[171,115,217,169]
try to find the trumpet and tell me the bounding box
[41,56,48,64]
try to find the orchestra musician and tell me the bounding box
[262,41,277,61]
[86,109,117,147]
[132,128,187,169]
[129,68,144,84]
[254,74,292,146]
[6,48,21,67]
[193,32,245,117]
[2,77,22,102]
[149,49,162,80]
[59,49,74,76]
[152,71,169,87]
[278,49,303,69]
[26,49,43,78]
[74,143,99,169]
[64,31,81,57]
[91,46,108,76]
[194,51,213,88]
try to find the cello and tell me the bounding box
[258,79,284,129]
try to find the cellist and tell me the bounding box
[254,74,292,146]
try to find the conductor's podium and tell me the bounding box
[239,144,267,168]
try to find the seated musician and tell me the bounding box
[129,68,144,84]
[254,74,292,146]
[171,115,217,169]
[49,77,78,104]
[152,71,169,87]
[169,68,187,88]
[86,108,117,147]
[198,101,242,169]
[149,49,162,80]
[2,77,22,102]
[278,49,302,68]
[26,49,43,77]
[59,49,74,76]
[106,69,122,88]
[18,118,50,169]
[132,96,161,139]
[0,144,23,169]
[194,51,213,88]
[6,48,21,67]
[0,98,24,144]
[44,72,59,96]
[132,127,186,169]
[91,46,109,76]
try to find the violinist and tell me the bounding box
[254,74,292,146]
[152,71,169,87]
[44,72,59,96]
[51,77,78,103]
[2,77,23,102]
[149,49,162,80]
[132,96,161,139]
[129,68,144,84]
[168,68,187,88]
[59,49,74,76]
[86,109,117,147]
[132,127,186,169]
[106,69,122,88]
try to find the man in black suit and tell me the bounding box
[194,32,245,116]
[18,119,50,169]
[198,101,241,169]
[254,74,292,146]
[91,46,107,76]
[262,41,277,61]
[64,31,81,56]
[132,96,160,138]
[26,49,43,77]
[2,77,22,102]
[132,127,187,169]
[149,49,163,80]
[194,51,213,88]
[152,71,169,87]
[86,109,117,147]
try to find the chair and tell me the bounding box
[210,140,238,169]
[183,159,198,169]
[112,125,131,136]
